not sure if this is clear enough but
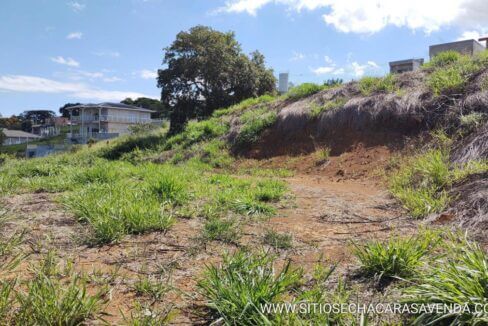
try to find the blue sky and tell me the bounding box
[1,0,487,116]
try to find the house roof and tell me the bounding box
[2,129,41,139]
[67,102,155,113]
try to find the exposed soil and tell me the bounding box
[1,144,420,325]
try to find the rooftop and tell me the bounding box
[2,129,41,138]
[67,102,155,113]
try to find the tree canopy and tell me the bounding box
[158,25,276,134]
[121,97,169,119]
[59,103,81,118]
[20,110,56,125]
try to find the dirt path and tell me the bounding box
[245,173,418,270]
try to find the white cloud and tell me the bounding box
[66,32,83,40]
[312,66,336,75]
[0,75,154,101]
[312,58,381,77]
[324,55,333,64]
[102,76,123,83]
[93,51,121,58]
[51,56,80,67]
[68,1,85,12]
[290,51,306,61]
[137,69,158,80]
[350,61,380,77]
[218,0,488,34]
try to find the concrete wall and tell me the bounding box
[389,59,424,73]
[430,40,485,58]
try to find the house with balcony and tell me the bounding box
[65,102,161,143]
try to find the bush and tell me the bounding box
[353,232,439,282]
[359,74,397,96]
[286,83,323,101]
[198,250,302,325]
[403,235,488,325]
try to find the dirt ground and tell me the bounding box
[1,144,420,325]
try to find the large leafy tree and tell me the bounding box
[59,103,81,118]
[121,97,169,119]
[158,25,276,134]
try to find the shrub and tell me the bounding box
[359,74,397,96]
[352,232,439,282]
[262,230,292,249]
[403,236,488,325]
[201,218,240,243]
[235,107,277,146]
[286,83,323,100]
[198,250,302,325]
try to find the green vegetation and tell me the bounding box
[212,94,275,118]
[286,83,324,101]
[235,106,277,146]
[460,112,486,132]
[262,230,293,249]
[201,218,240,243]
[198,250,302,325]
[404,235,488,325]
[426,52,484,96]
[309,97,347,118]
[390,145,488,218]
[358,74,397,96]
[133,275,170,300]
[353,232,439,282]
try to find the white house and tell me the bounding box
[65,102,161,142]
[2,129,41,146]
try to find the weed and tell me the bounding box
[235,107,277,146]
[424,51,461,68]
[352,231,439,282]
[212,94,276,117]
[133,275,170,300]
[124,301,175,325]
[359,74,397,96]
[460,112,486,132]
[262,230,292,249]
[201,218,240,243]
[309,97,347,119]
[315,146,331,163]
[403,235,488,325]
[198,250,302,325]
[286,83,324,100]
[149,175,188,205]
[233,197,275,216]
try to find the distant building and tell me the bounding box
[2,129,41,146]
[389,58,424,74]
[31,117,70,137]
[65,102,161,143]
[278,73,289,94]
[429,39,485,59]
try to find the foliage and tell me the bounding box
[460,112,486,133]
[122,97,170,119]
[262,230,292,249]
[128,123,159,134]
[286,83,324,101]
[59,103,81,118]
[0,129,4,146]
[212,94,275,118]
[201,218,240,243]
[158,25,276,134]
[235,107,277,146]
[133,275,170,301]
[403,235,488,325]
[352,231,439,282]
[309,97,347,118]
[198,250,302,325]
[358,74,397,96]
[424,51,462,68]
[323,78,343,87]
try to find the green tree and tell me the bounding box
[158,25,276,134]
[59,103,81,118]
[121,97,169,119]
[0,129,5,145]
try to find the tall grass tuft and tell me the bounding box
[286,83,324,100]
[353,231,439,282]
[403,235,488,325]
[198,250,302,325]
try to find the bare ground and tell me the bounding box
[1,145,420,325]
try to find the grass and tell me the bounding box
[125,301,175,325]
[212,94,276,117]
[352,231,439,282]
[235,106,277,146]
[309,97,347,119]
[133,275,170,300]
[390,145,488,218]
[424,51,462,69]
[314,146,331,164]
[197,250,302,325]
[286,83,324,101]
[460,112,486,133]
[262,230,292,249]
[358,74,397,96]
[403,235,488,325]
[201,218,240,243]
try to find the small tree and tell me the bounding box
[0,129,5,145]
[158,25,276,134]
